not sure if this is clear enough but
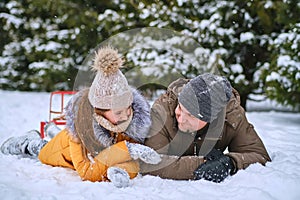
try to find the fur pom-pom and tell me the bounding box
[91,46,123,76]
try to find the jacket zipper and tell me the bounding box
[193,141,197,156]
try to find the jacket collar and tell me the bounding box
[94,89,151,147]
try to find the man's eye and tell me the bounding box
[188,113,196,119]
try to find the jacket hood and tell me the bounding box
[64,88,151,152]
[92,89,151,148]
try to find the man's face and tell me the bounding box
[175,103,207,133]
[102,106,132,125]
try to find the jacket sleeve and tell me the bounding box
[140,155,204,180]
[224,91,271,172]
[69,140,138,182]
[144,101,204,180]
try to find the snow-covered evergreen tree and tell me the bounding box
[0,0,299,110]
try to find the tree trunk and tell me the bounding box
[239,93,248,111]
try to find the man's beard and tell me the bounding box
[178,123,194,133]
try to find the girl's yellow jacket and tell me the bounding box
[38,129,139,182]
[38,88,151,182]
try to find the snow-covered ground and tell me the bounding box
[0,90,300,200]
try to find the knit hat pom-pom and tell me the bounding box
[91,46,124,76]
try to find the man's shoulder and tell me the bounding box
[226,88,242,113]
[153,78,189,106]
[167,78,190,97]
[224,88,246,130]
[151,78,190,117]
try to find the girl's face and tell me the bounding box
[102,106,132,125]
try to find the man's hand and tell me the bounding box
[205,148,224,161]
[194,149,234,183]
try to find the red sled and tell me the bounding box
[40,91,76,138]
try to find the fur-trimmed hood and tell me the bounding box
[64,87,151,154]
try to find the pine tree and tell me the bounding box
[0,0,299,110]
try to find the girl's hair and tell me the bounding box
[94,107,110,116]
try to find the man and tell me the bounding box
[142,73,271,183]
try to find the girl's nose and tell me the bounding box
[119,113,128,121]
[119,109,131,121]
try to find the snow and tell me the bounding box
[240,32,255,42]
[230,63,243,73]
[0,90,300,200]
[277,55,300,69]
[0,13,23,28]
[36,41,62,52]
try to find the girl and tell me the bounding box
[1,46,160,187]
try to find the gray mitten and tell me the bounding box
[107,167,130,188]
[126,142,161,164]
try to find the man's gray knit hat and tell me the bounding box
[178,73,232,122]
